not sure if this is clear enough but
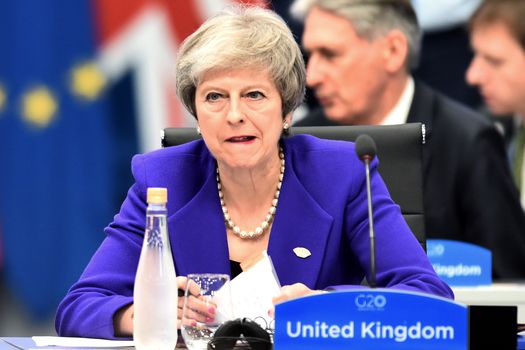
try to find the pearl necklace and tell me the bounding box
[217,147,285,239]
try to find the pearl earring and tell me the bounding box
[283,122,290,131]
[196,126,201,135]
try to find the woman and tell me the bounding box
[55,5,452,339]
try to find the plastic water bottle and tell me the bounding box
[134,187,178,350]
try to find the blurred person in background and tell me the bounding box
[291,0,525,279]
[466,0,525,209]
[276,0,483,114]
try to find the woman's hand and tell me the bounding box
[177,276,217,329]
[269,283,325,317]
[113,303,134,337]
[176,276,189,329]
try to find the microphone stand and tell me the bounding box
[363,156,376,289]
[356,134,378,290]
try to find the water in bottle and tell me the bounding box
[134,187,178,350]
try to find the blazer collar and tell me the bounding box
[169,157,231,276]
[169,144,334,288]
[268,149,334,288]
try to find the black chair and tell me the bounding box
[161,123,426,249]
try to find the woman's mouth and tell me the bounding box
[226,136,256,143]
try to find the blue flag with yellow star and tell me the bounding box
[0,0,138,319]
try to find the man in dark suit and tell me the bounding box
[291,0,525,279]
[466,0,525,208]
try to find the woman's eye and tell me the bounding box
[246,91,264,99]
[205,92,222,101]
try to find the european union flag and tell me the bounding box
[0,0,137,319]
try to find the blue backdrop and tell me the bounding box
[0,0,137,319]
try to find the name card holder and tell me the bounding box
[427,239,492,286]
[274,289,516,350]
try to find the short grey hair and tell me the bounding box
[176,6,306,119]
[291,0,422,70]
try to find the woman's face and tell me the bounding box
[195,67,289,171]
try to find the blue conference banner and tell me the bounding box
[427,239,492,286]
[274,289,467,350]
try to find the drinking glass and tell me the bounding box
[181,274,233,350]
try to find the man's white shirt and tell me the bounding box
[380,77,415,126]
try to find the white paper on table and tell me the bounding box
[229,252,281,325]
[32,336,134,348]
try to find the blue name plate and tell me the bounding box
[274,289,467,350]
[427,239,492,286]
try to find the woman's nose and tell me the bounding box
[226,98,245,124]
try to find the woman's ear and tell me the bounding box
[284,112,292,126]
[282,113,292,135]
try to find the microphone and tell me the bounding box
[355,134,378,289]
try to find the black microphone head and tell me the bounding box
[355,134,377,161]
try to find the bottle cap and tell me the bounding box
[147,187,167,204]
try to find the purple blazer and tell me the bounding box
[55,135,452,338]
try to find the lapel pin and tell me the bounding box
[293,247,311,259]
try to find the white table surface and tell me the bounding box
[452,283,525,323]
